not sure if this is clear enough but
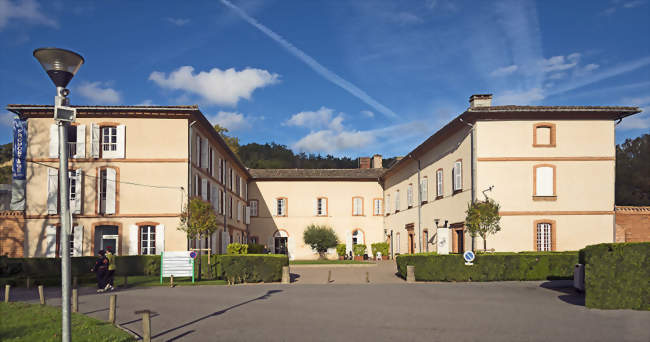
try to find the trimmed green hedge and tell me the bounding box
[220,254,289,284]
[227,243,248,254]
[396,252,578,281]
[247,243,265,254]
[371,243,389,257]
[579,242,649,310]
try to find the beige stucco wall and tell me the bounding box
[248,180,384,260]
[384,127,473,254]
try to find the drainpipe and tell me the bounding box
[417,158,422,253]
[188,120,197,251]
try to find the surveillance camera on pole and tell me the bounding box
[33,47,84,342]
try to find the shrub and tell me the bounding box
[353,244,367,256]
[303,224,339,259]
[396,252,578,281]
[220,254,289,284]
[336,244,347,257]
[227,243,248,255]
[247,243,265,254]
[371,243,389,257]
[579,242,649,310]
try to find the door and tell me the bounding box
[408,233,415,254]
[101,235,119,255]
[452,228,464,253]
[94,225,119,255]
[274,237,288,255]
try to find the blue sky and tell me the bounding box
[1,0,649,157]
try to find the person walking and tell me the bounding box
[104,246,116,291]
[91,250,108,293]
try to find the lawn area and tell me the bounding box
[0,302,135,342]
[290,260,371,265]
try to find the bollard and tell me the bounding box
[73,276,78,289]
[281,266,290,284]
[72,289,78,313]
[366,271,370,283]
[4,284,9,303]
[108,295,117,324]
[406,265,416,283]
[123,275,128,288]
[38,285,45,305]
[26,276,31,289]
[327,270,332,283]
[135,310,152,342]
[170,275,174,288]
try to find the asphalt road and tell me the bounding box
[8,279,650,342]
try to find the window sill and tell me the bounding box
[421,201,428,205]
[452,189,463,195]
[407,206,413,209]
[532,144,556,148]
[435,196,443,200]
[533,196,557,201]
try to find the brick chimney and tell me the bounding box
[469,94,492,108]
[358,157,371,169]
[372,154,383,169]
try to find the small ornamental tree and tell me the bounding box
[303,224,339,259]
[465,198,502,251]
[178,197,219,279]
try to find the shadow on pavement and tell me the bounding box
[166,329,195,342]
[290,273,300,282]
[540,280,585,306]
[146,289,283,340]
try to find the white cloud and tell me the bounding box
[601,0,646,15]
[490,65,518,77]
[0,0,57,30]
[77,81,121,104]
[293,129,375,153]
[547,72,567,80]
[208,111,251,131]
[220,0,399,119]
[284,107,344,131]
[618,95,650,130]
[136,99,154,106]
[583,63,600,72]
[539,54,580,72]
[1,112,16,127]
[494,88,545,105]
[165,17,190,26]
[361,110,374,117]
[149,66,279,107]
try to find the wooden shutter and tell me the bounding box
[385,195,390,213]
[72,169,82,214]
[74,125,85,158]
[96,168,102,213]
[201,138,208,170]
[116,125,126,158]
[245,206,250,224]
[536,167,554,196]
[407,185,413,206]
[437,170,443,196]
[105,168,116,214]
[49,124,59,158]
[45,225,57,257]
[91,123,100,158]
[395,192,400,211]
[129,225,138,255]
[201,179,208,201]
[73,225,83,256]
[47,168,58,214]
[421,178,428,202]
[454,161,462,190]
[155,224,165,255]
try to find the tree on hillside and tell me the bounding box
[465,198,501,251]
[214,124,240,155]
[616,134,650,206]
[303,224,339,259]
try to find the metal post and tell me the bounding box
[72,289,78,313]
[57,91,72,342]
[108,295,116,324]
[38,285,45,305]
[4,284,9,302]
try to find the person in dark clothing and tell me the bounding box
[104,246,116,291]
[91,250,108,293]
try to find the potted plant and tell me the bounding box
[336,244,346,260]
[371,242,390,260]
[353,244,367,261]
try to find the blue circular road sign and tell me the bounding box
[189,251,197,259]
[463,251,475,263]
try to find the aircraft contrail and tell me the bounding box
[220,0,398,119]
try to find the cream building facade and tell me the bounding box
[6,105,249,258]
[3,94,641,259]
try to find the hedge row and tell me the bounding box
[579,242,649,310]
[396,252,578,281]
[219,254,289,284]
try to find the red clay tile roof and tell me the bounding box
[249,168,384,180]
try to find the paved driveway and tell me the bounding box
[7,278,650,342]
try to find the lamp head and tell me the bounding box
[33,48,84,88]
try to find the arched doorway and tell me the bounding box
[352,229,365,246]
[273,230,288,255]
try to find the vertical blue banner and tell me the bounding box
[12,117,27,180]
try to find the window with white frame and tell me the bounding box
[237,201,242,221]
[316,197,327,216]
[453,161,462,191]
[196,136,201,167]
[395,190,400,212]
[97,167,116,214]
[101,127,117,155]
[396,233,401,254]
[140,225,156,255]
[436,169,443,198]
[250,200,258,217]
[536,223,552,251]
[420,177,428,203]
[407,184,413,208]
[535,165,555,197]
[352,197,363,216]
[373,199,383,216]
[276,198,287,216]
[385,194,391,213]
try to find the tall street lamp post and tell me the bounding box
[33,47,84,342]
